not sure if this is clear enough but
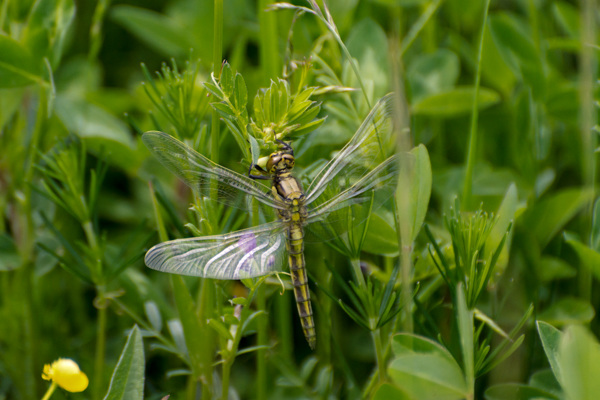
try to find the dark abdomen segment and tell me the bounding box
[286,224,316,349]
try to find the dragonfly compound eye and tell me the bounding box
[283,154,295,168]
[267,153,282,173]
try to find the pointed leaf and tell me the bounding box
[412,87,500,117]
[0,35,40,87]
[484,383,558,400]
[103,325,145,400]
[558,325,600,400]
[171,276,205,378]
[520,188,594,248]
[536,321,563,386]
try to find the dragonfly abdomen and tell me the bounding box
[286,224,316,349]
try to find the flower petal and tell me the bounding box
[45,358,89,393]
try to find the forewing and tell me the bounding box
[144,221,287,279]
[143,131,285,211]
[304,94,396,205]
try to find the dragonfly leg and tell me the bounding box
[248,164,271,180]
[276,139,293,155]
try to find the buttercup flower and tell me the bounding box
[42,358,89,393]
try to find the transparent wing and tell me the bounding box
[143,131,286,211]
[304,94,396,205]
[145,221,287,279]
[304,154,401,241]
[306,154,400,222]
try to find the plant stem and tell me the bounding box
[259,0,279,82]
[221,359,232,400]
[41,382,57,400]
[349,258,366,289]
[256,286,267,399]
[252,199,267,400]
[579,0,597,302]
[461,0,491,210]
[93,288,107,400]
[211,0,223,165]
[372,328,386,383]
[14,84,48,400]
[88,0,111,62]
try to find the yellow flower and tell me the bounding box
[42,358,89,393]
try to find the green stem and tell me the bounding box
[18,261,37,400]
[275,292,293,361]
[197,278,214,398]
[83,220,102,281]
[372,329,386,383]
[15,81,48,400]
[185,377,196,400]
[88,0,112,62]
[253,200,267,400]
[41,382,57,400]
[579,0,597,303]
[211,0,223,165]
[461,0,491,210]
[349,258,366,288]
[93,289,107,400]
[0,0,9,35]
[256,286,267,399]
[221,359,232,400]
[259,0,279,82]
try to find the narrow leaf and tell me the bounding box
[103,325,145,400]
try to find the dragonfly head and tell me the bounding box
[267,151,295,173]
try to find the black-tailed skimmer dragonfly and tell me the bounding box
[143,94,400,349]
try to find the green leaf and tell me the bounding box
[0,88,25,129]
[208,318,234,341]
[536,256,576,282]
[220,63,234,97]
[538,297,595,326]
[488,13,545,99]
[171,276,205,379]
[23,0,75,68]
[484,383,558,400]
[410,144,432,241]
[204,81,225,100]
[111,6,192,57]
[103,325,145,400]
[234,72,247,109]
[536,321,563,386]
[412,86,500,116]
[529,369,563,398]
[552,1,579,38]
[388,353,467,400]
[591,198,600,252]
[558,325,600,400]
[487,183,517,272]
[392,333,457,362]
[346,18,390,99]
[54,95,138,171]
[0,234,20,271]
[566,238,600,281]
[248,134,260,167]
[362,210,398,256]
[144,301,162,332]
[0,35,40,87]
[407,49,460,101]
[456,284,474,393]
[373,383,412,400]
[520,188,594,248]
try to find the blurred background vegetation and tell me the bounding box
[0,0,598,399]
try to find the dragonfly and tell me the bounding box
[143,94,400,349]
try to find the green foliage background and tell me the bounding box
[0,0,599,399]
